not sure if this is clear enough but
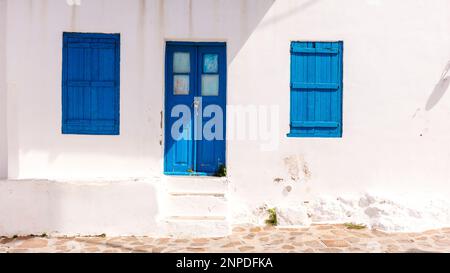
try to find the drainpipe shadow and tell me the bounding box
[425,61,450,111]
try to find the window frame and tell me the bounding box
[287,41,343,138]
[61,32,121,135]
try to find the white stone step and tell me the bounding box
[166,192,228,217]
[162,176,230,237]
[163,216,230,238]
[164,176,228,194]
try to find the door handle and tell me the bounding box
[193,99,200,116]
[193,99,200,108]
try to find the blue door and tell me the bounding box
[164,42,226,176]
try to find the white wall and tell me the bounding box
[0,0,7,179]
[4,0,450,229]
[5,0,274,179]
[228,0,450,210]
[0,179,163,236]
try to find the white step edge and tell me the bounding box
[164,176,229,194]
[168,192,226,197]
[167,216,227,221]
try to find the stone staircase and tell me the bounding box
[160,176,230,237]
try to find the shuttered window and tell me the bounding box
[62,32,120,135]
[288,41,343,138]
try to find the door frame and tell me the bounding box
[163,41,227,176]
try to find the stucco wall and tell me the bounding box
[228,0,450,211]
[4,0,450,211]
[5,0,274,179]
[0,0,7,179]
[0,179,163,236]
[228,0,450,208]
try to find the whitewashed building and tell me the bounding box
[1,0,450,237]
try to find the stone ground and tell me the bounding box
[1,224,450,253]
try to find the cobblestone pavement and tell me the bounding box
[1,224,450,253]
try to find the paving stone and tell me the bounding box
[417,242,433,248]
[243,234,256,240]
[344,237,361,243]
[192,238,209,244]
[1,224,449,253]
[9,249,29,253]
[318,234,338,240]
[0,238,16,244]
[423,229,441,235]
[386,244,401,252]
[352,232,374,239]
[232,227,246,233]
[222,242,240,248]
[155,238,170,244]
[16,238,48,249]
[321,240,350,248]
[281,245,295,250]
[85,247,101,252]
[289,231,305,236]
[330,229,350,236]
[347,247,364,252]
[250,227,262,232]
[186,247,206,252]
[434,239,450,247]
[190,243,209,247]
[304,240,324,248]
[133,246,153,252]
[318,248,343,253]
[238,246,255,252]
[371,230,389,237]
[315,225,335,230]
[263,226,276,231]
[151,247,166,253]
[103,249,119,253]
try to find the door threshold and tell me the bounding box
[164,171,218,177]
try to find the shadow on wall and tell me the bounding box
[9,0,276,178]
[258,0,320,29]
[425,61,450,111]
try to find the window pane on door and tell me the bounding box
[174,75,189,95]
[173,52,190,73]
[201,74,219,96]
[203,54,218,73]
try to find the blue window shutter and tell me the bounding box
[288,41,343,138]
[62,33,120,135]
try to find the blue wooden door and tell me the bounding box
[164,44,196,174]
[195,45,227,174]
[164,42,226,176]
